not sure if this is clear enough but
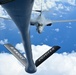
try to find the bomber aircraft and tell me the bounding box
[31,9,76,34]
[30,2,76,34]
[0,0,61,74]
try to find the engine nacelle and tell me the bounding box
[47,23,52,26]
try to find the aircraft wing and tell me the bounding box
[4,44,27,66]
[52,19,76,23]
[33,10,42,13]
[0,16,38,26]
[45,19,76,26]
[0,16,11,20]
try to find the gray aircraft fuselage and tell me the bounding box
[2,0,36,73]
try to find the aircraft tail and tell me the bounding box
[33,0,42,15]
[35,46,60,67]
[4,44,27,66]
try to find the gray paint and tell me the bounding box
[2,0,36,73]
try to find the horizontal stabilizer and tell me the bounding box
[33,10,41,13]
[35,46,61,67]
[4,44,27,66]
[0,0,15,4]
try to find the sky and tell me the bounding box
[0,0,76,75]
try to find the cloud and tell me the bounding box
[1,44,76,75]
[15,43,25,53]
[68,0,76,6]
[0,6,6,17]
[33,0,56,11]
[0,6,10,30]
[66,25,72,28]
[33,0,75,11]
[0,6,9,18]
[0,53,26,75]
[54,28,60,32]
[0,39,8,45]
[0,16,6,30]
[32,0,76,19]
[0,19,6,30]
[0,0,75,17]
